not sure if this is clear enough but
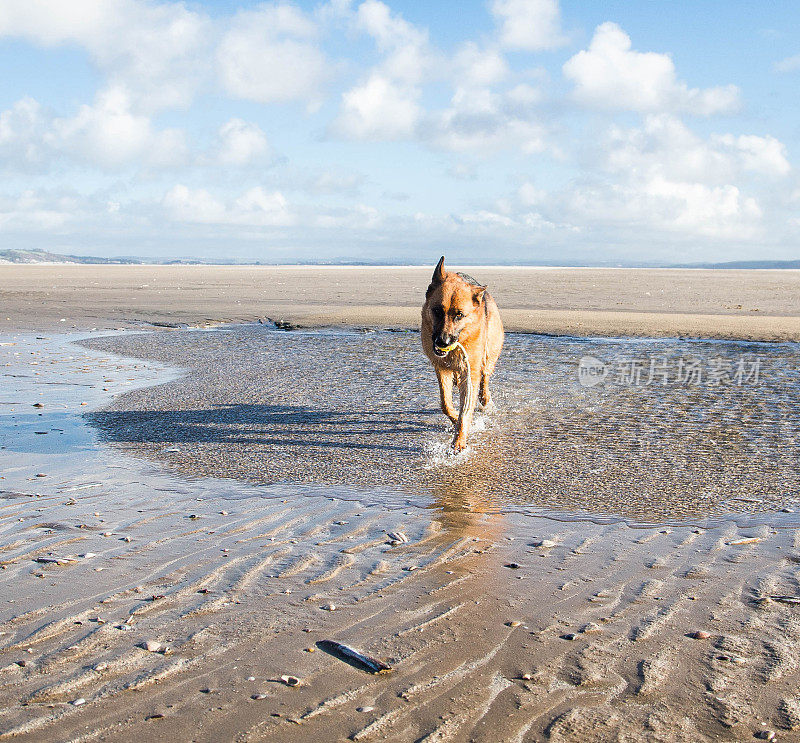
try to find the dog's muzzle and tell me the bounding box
[433,335,458,357]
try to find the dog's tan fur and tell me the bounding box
[421,256,504,451]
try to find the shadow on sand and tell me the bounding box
[86,402,440,454]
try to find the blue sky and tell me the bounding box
[1,0,799,264]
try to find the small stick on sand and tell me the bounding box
[316,640,392,674]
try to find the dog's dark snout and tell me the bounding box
[434,333,457,349]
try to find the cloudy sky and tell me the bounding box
[1,0,799,264]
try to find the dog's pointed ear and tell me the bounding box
[426,256,446,299]
[473,285,487,305]
[432,256,446,284]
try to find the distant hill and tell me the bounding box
[0,249,140,265]
[2,248,799,269]
[672,259,800,269]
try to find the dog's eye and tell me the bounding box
[453,311,463,321]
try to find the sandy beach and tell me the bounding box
[1,267,800,742]
[2,264,800,340]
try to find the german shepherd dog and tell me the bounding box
[421,257,504,452]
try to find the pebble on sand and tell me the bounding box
[280,675,301,687]
[322,603,336,611]
[142,640,163,653]
[728,537,762,546]
[506,621,523,627]
[386,531,408,545]
[36,556,74,565]
[72,698,86,706]
[532,539,557,548]
[691,631,712,640]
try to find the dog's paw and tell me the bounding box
[478,399,496,414]
[451,436,468,453]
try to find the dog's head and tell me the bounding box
[424,256,487,357]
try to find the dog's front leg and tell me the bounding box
[436,367,458,424]
[452,366,480,452]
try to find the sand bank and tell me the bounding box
[2,264,800,340]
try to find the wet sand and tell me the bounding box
[1,327,800,742]
[82,326,800,521]
[2,264,800,340]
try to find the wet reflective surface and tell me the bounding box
[81,325,800,522]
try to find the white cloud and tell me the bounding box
[48,87,187,170]
[218,4,330,107]
[0,0,210,111]
[563,23,739,115]
[335,72,421,140]
[0,188,106,232]
[314,203,382,229]
[522,175,763,244]
[355,0,430,82]
[212,119,270,166]
[507,83,542,105]
[646,178,761,237]
[577,178,762,239]
[452,43,509,88]
[534,114,790,242]
[490,0,567,51]
[599,115,790,183]
[447,162,477,180]
[456,210,516,227]
[0,97,49,170]
[713,133,791,176]
[334,0,432,140]
[0,90,187,171]
[518,182,546,205]
[0,1,339,112]
[308,171,364,195]
[334,1,548,152]
[163,185,295,227]
[425,86,547,153]
[774,54,800,73]
[555,173,764,243]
